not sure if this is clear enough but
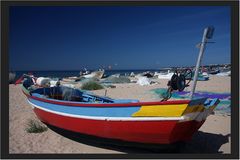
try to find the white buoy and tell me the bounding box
[36,77,51,86]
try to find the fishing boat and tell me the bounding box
[21,26,219,145]
[83,69,105,79]
[197,72,209,81]
[142,71,154,78]
[185,71,209,81]
[80,68,90,76]
[208,69,220,75]
[216,70,231,76]
[21,80,219,144]
[154,70,175,80]
[62,76,82,83]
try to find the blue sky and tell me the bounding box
[9,6,230,71]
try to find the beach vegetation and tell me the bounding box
[25,119,48,133]
[81,81,104,90]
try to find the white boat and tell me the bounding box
[155,70,174,80]
[216,71,231,76]
[83,70,104,79]
[80,68,90,76]
[62,76,79,82]
[202,72,209,78]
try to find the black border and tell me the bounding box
[1,0,239,159]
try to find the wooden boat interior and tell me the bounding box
[30,86,139,104]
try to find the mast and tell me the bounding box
[190,26,214,99]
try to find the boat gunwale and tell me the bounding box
[22,90,191,107]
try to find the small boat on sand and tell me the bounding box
[196,72,209,81]
[155,70,175,80]
[185,71,209,81]
[62,76,82,83]
[83,69,104,79]
[216,70,231,76]
[80,68,90,76]
[21,79,219,144]
[208,69,220,75]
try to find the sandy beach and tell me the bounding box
[9,75,231,154]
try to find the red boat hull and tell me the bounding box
[34,108,205,144]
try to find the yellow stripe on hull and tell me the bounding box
[132,104,188,117]
[132,104,208,117]
[182,105,205,115]
[132,98,219,118]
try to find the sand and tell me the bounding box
[9,75,231,154]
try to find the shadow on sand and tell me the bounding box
[182,131,230,153]
[47,124,230,153]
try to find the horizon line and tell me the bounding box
[10,63,231,72]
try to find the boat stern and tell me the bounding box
[182,98,220,122]
[168,98,220,143]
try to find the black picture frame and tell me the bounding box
[1,0,239,159]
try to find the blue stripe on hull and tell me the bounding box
[28,98,141,117]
